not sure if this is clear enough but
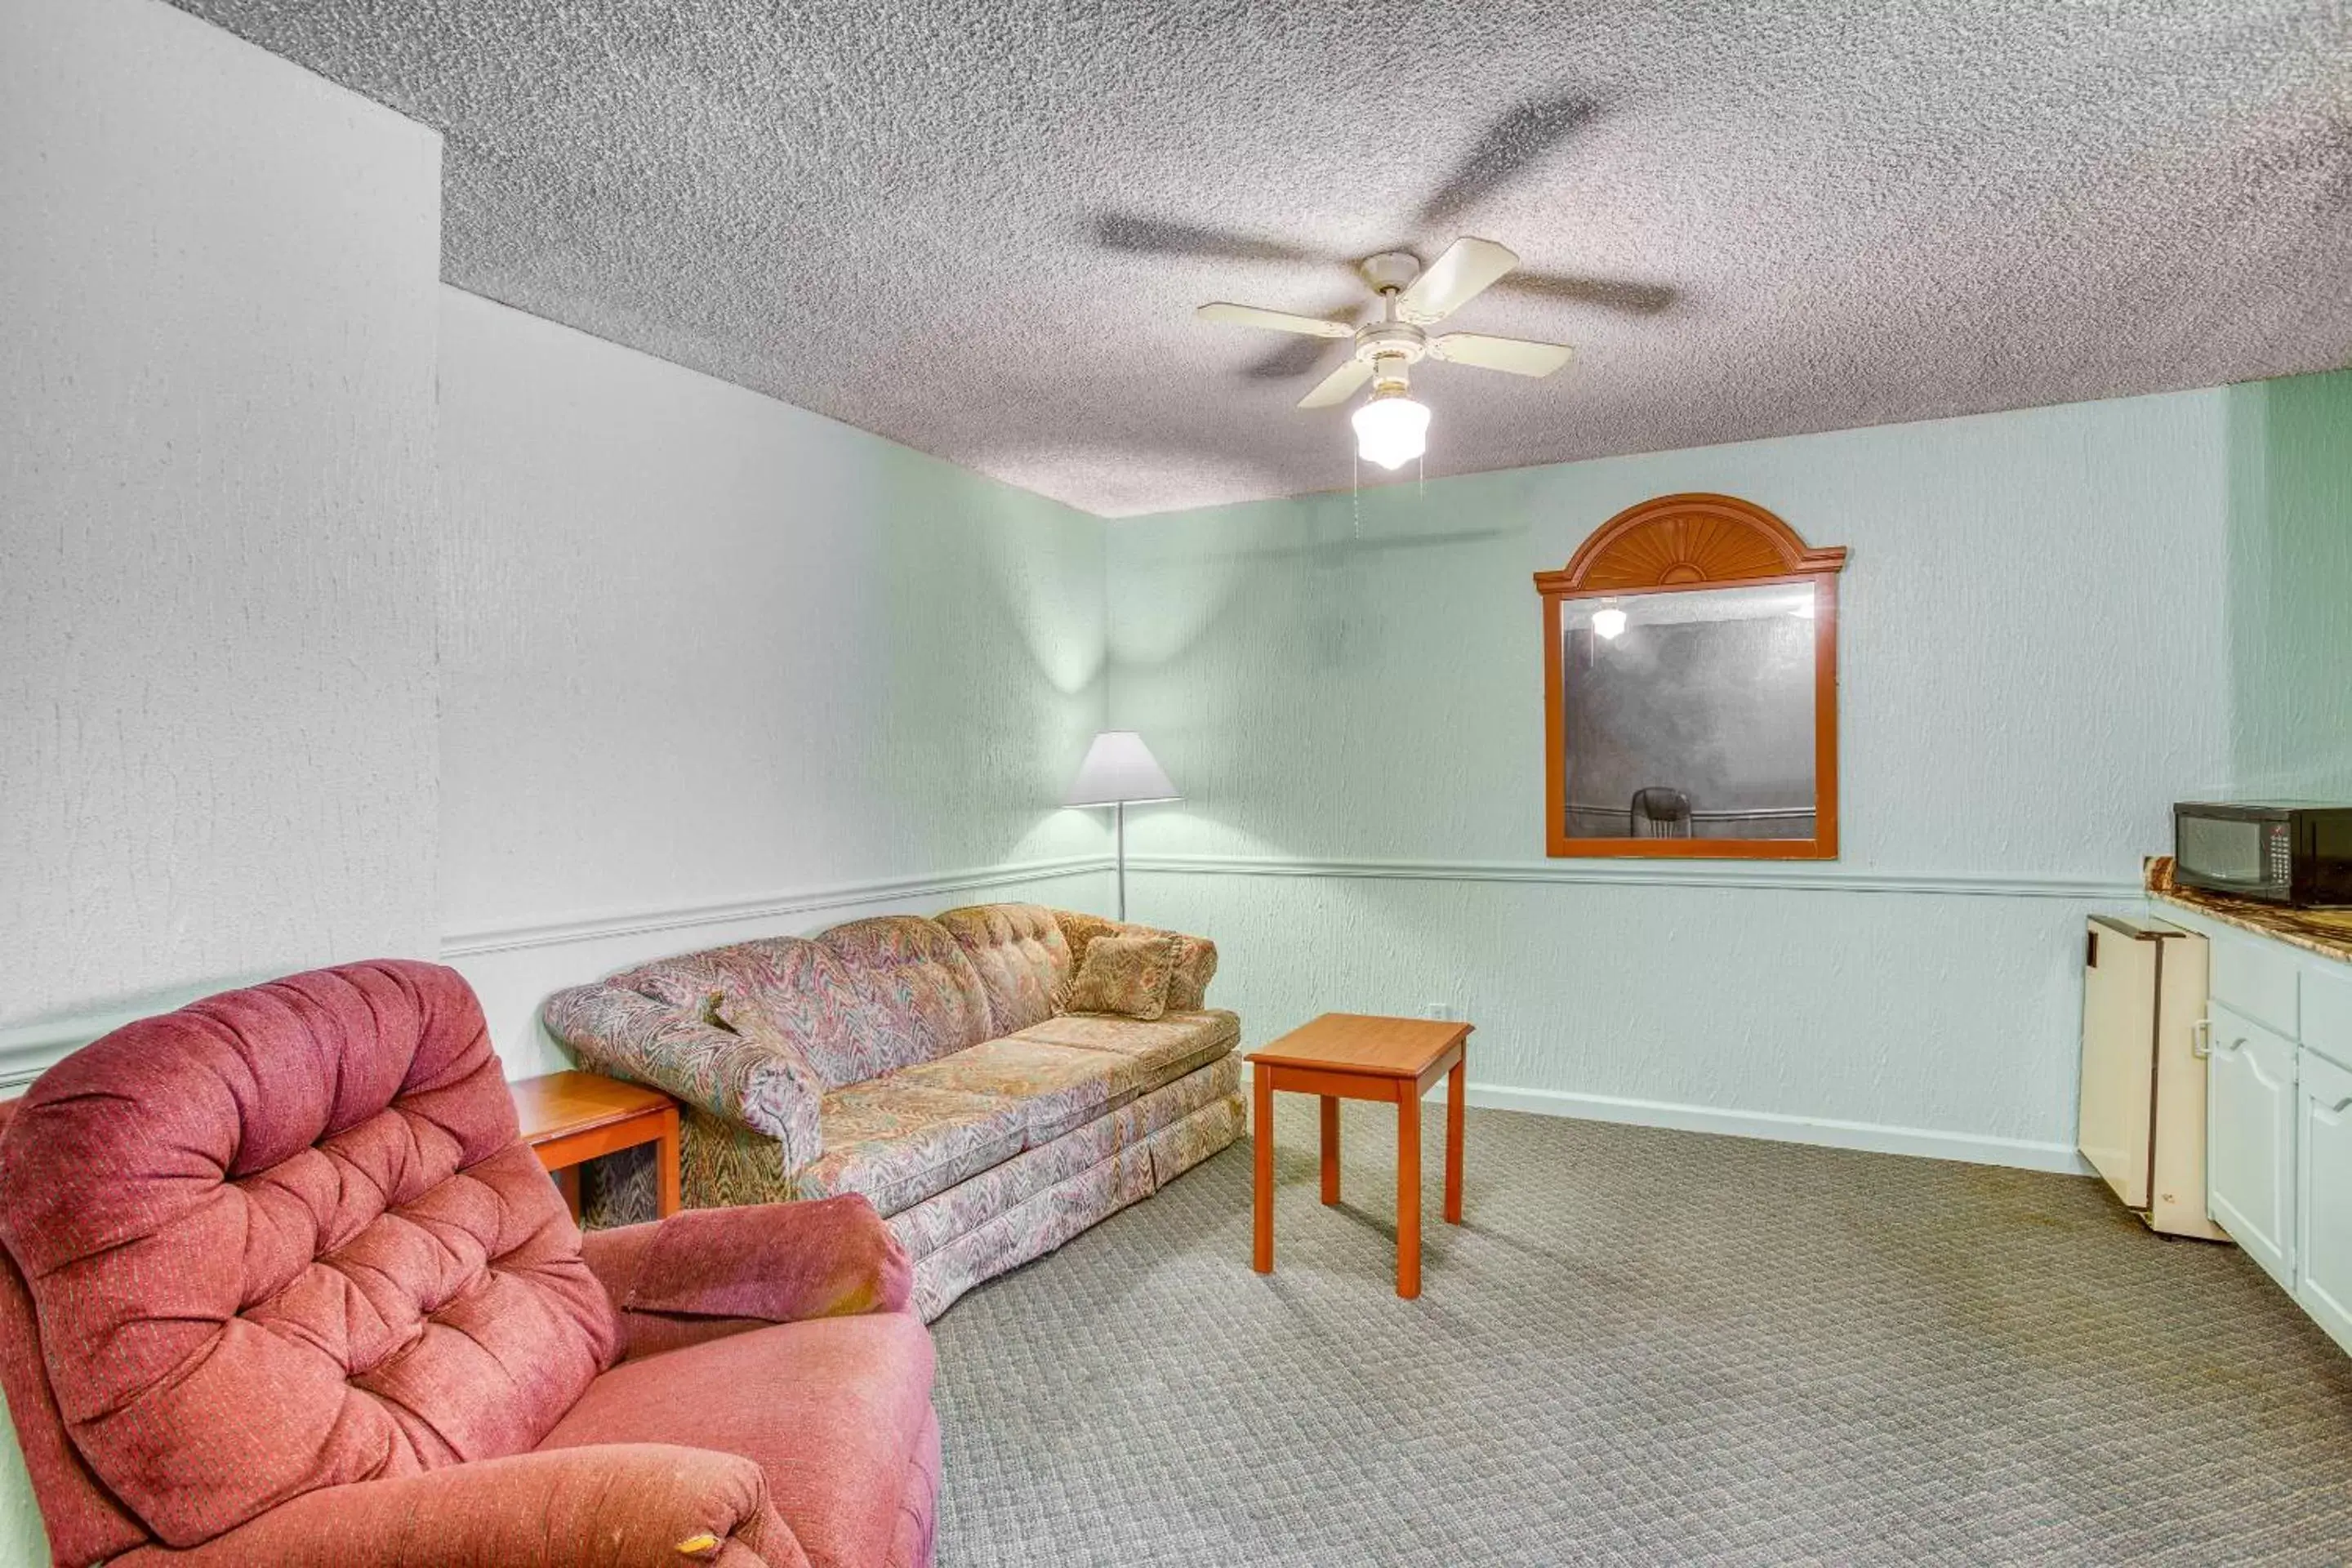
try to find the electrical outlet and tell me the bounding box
[1423,1001,1454,1021]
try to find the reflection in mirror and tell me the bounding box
[1534,491,1846,860]
[1561,583,1818,840]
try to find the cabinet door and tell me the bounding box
[2296,1050,2352,1356]
[2207,1001,2296,1290]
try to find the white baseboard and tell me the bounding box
[1241,1062,2090,1175]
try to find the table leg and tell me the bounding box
[1320,1095,1341,1205]
[1253,1066,1275,1274]
[1396,1086,1422,1299]
[555,1165,581,1223]
[656,1107,683,1218]
[1445,1054,1465,1226]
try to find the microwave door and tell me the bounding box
[2179,814,2269,888]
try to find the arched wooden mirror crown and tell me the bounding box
[1534,493,1847,860]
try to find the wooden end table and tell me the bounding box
[1247,1013,1472,1298]
[512,1070,682,1221]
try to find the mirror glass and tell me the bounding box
[1559,581,1819,841]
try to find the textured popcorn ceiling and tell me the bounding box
[172,1,2352,517]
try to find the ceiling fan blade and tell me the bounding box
[1297,357,1374,409]
[1427,332,1575,378]
[1197,302,1356,338]
[1396,237,1519,324]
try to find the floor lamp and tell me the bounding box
[1064,730,1178,921]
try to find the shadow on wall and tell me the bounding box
[2224,368,2352,799]
[873,446,1113,871]
[1103,479,1539,867]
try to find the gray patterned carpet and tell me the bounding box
[927,1100,2352,1566]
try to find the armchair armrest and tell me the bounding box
[581,1196,912,1361]
[544,984,822,1170]
[118,1444,807,1568]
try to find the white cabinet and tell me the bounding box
[2296,1049,2352,1350]
[2204,1000,2298,1291]
[2178,911,2352,1359]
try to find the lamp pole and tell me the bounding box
[1115,799,1127,921]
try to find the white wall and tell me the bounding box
[434,291,1113,1068]
[1107,387,2257,1168]
[0,0,444,1555]
[0,0,444,1050]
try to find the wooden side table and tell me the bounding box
[1247,1013,1471,1299]
[511,1070,682,1221]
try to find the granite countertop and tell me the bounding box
[2145,856,2352,965]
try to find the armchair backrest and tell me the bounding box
[0,960,617,1554]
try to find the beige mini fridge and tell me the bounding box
[2078,915,2226,1240]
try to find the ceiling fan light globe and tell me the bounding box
[1352,395,1430,470]
[1592,607,1628,639]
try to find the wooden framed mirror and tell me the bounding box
[1534,493,1848,860]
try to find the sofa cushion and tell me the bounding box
[799,1079,1027,1217]
[539,1312,936,1568]
[817,916,995,1071]
[0,961,617,1548]
[889,1037,1140,1146]
[612,936,891,1089]
[1011,1009,1241,1093]
[934,903,1074,1036]
[885,1054,1239,1265]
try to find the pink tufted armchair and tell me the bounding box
[0,960,938,1568]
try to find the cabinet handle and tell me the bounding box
[2194,1022,2247,1058]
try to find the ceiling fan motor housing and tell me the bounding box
[1356,320,1427,390]
[1359,250,1422,293]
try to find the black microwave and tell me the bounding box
[2172,802,2352,906]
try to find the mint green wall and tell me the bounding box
[1104,379,2347,1166]
[2225,368,2352,798]
[434,289,1113,1072]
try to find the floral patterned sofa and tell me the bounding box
[545,904,1241,1321]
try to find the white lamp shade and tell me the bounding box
[1064,730,1178,807]
[1352,394,1430,470]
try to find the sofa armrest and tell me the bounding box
[1051,911,1219,1010]
[581,1196,912,1361]
[544,984,822,1170]
[115,1444,807,1568]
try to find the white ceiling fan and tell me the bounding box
[1196,237,1574,470]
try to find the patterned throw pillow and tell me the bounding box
[1054,913,1218,1010]
[1066,933,1183,1021]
